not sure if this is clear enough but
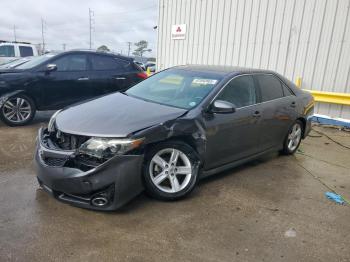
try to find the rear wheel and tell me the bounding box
[0,94,36,126]
[281,120,303,155]
[143,141,199,201]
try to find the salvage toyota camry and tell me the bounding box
[35,65,314,210]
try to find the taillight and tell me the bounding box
[137,72,148,79]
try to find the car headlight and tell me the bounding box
[48,110,62,132]
[78,137,144,159]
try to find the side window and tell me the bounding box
[0,45,15,57]
[283,85,293,96]
[19,46,34,57]
[90,55,126,71]
[53,54,87,71]
[217,75,256,108]
[255,74,284,102]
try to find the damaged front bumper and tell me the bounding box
[34,128,144,211]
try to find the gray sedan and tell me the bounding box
[35,65,314,210]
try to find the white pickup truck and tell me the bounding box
[0,42,39,65]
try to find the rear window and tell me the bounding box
[91,55,128,71]
[0,45,15,57]
[19,46,34,57]
[255,74,284,102]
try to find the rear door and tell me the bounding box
[254,74,297,151]
[204,75,262,170]
[89,54,136,96]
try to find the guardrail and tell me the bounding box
[304,90,350,106]
[295,77,350,106]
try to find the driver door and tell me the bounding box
[38,54,92,109]
[203,75,262,170]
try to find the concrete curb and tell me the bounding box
[311,114,350,128]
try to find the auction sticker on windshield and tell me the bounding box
[192,79,218,85]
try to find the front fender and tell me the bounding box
[133,117,207,165]
[0,90,25,108]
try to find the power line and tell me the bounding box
[95,15,157,27]
[94,5,157,16]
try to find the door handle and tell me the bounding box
[290,101,296,108]
[253,111,261,117]
[77,77,89,81]
[114,77,126,80]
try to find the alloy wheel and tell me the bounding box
[287,123,302,151]
[149,148,192,193]
[2,97,32,123]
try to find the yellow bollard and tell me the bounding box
[296,77,302,88]
[146,67,151,77]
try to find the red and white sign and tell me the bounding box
[171,24,186,40]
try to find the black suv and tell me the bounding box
[0,50,147,126]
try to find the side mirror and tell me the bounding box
[46,64,57,73]
[210,100,236,114]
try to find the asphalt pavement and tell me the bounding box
[0,112,349,262]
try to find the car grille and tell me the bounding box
[43,157,67,167]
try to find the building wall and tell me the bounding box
[157,0,350,119]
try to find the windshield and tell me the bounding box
[16,54,56,69]
[126,69,223,109]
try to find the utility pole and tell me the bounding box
[89,8,94,49]
[13,25,17,42]
[41,18,46,54]
[127,42,132,57]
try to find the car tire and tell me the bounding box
[0,94,36,126]
[143,141,200,201]
[281,120,303,155]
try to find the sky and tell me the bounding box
[0,0,158,56]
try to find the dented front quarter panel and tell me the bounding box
[132,110,208,164]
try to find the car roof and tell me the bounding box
[61,50,133,62]
[174,64,276,76]
[174,64,303,95]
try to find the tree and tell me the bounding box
[97,45,110,52]
[132,40,152,57]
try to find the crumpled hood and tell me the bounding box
[55,92,187,137]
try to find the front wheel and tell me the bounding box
[0,94,36,126]
[143,141,199,201]
[281,120,303,155]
